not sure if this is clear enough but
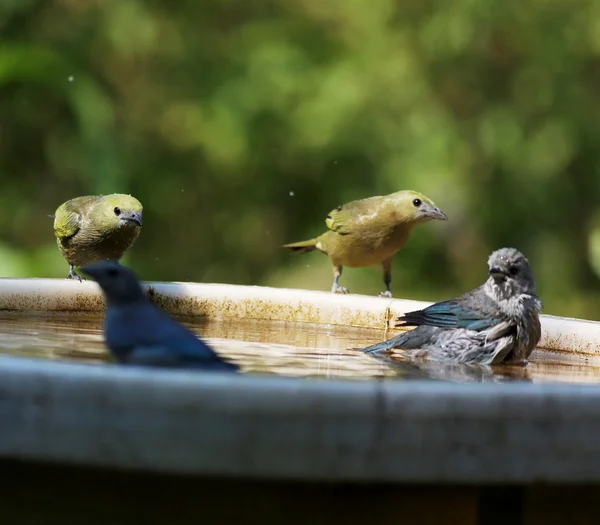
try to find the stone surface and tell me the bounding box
[1,278,600,483]
[1,356,600,482]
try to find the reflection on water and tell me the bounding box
[0,311,599,384]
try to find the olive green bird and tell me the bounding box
[283,190,447,297]
[53,194,143,280]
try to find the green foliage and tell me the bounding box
[0,0,599,317]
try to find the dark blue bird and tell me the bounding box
[362,247,542,365]
[83,261,239,372]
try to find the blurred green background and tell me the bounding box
[1,0,599,318]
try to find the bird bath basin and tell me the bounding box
[2,278,600,524]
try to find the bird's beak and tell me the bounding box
[426,206,448,221]
[121,211,143,227]
[489,267,506,282]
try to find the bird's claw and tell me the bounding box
[378,291,393,298]
[332,286,350,294]
[66,270,84,282]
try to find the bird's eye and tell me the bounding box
[114,207,121,216]
[412,198,422,207]
[508,265,519,276]
[107,268,119,278]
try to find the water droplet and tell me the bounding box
[289,191,295,197]
[68,76,74,82]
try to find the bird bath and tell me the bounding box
[2,278,600,524]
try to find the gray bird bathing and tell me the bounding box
[1,278,600,524]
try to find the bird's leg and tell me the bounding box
[378,258,393,298]
[66,265,84,282]
[331,265,349,294]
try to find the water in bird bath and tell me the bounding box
[1,311,600,384]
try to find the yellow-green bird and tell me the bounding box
[53,194,143,280]
[283,190,447,297]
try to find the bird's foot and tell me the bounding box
[332,286,350,294]
[378,291,393,298]
[66,269,84,282]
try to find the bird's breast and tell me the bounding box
[326,225,412,267]
[61,222,141,266]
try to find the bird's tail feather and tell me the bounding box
[362,333,409,354]
[282,238,319,254]
[206,359,239,372]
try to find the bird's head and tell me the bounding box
[392,190,448,224]
[486,247,536,299]
[97,194,143,231]
[82,261,146,307]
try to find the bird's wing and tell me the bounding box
[53,196,103,239]
[362,325,444,354]
[125,345,237,370]
[126,345,185,366]
[397,291,505,332]
[53,203,83,240]
[324,196,381,235]
[108,305,229,366]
